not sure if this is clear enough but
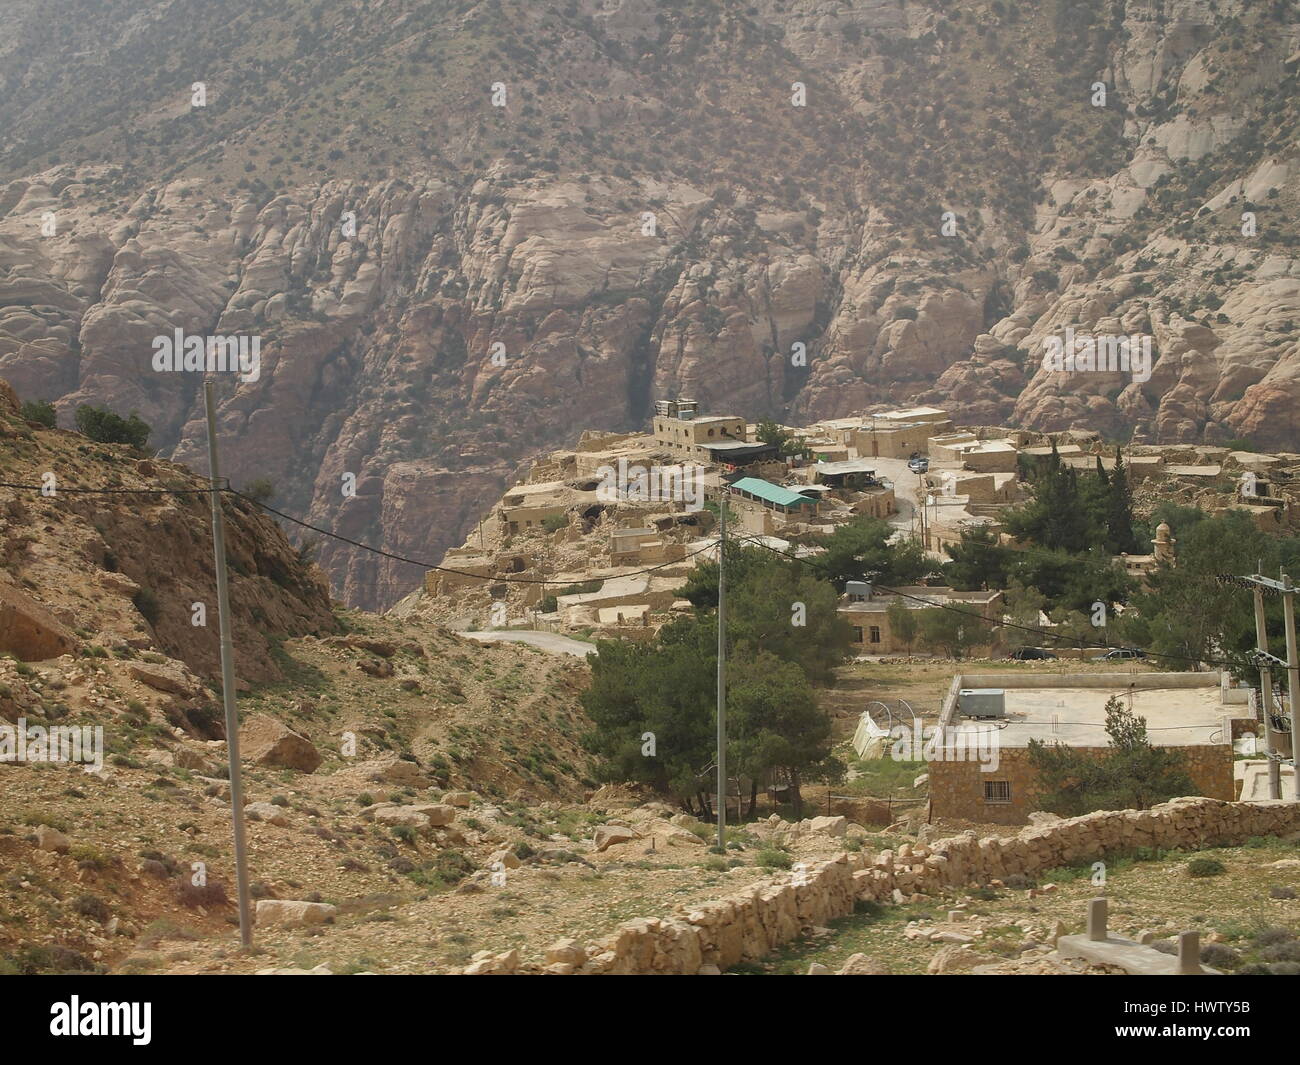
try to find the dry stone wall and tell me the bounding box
[460,797,1300,974]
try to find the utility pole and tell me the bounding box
[1221,569,1300,799]
[917,474,927,550]
[1250,578,1282,800]
[716,488,727,852]
[204,380,254,946]
[1284,574,1300,799]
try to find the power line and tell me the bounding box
[0,477,723,587]
[231,489,723,585]
[0,475,1268,666]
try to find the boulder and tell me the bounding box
[239,714,321,773]
[593,824,639,852]
[804,815,849,837]
[463,948,519,975]
[409,804,456,826]
[0,584,77,661]
[371,807,432,831]
[441,791,474,808]
[173,747,214,772]
[245,802,290,827]
[928,945,1001,974]
[128,661,198,696]
[255,900,337,928]
[35,824,71,853]
[490,849,522,870]
[545,938,587,966]
[837,953,890,975]
[342,757,430,789]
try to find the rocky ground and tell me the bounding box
[2,372,1297,977]
[747,833,1300,976]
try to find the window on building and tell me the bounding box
[869,626,881,644]
[852,626,863,644]
[983,780,1011,804]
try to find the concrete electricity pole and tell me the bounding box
[1283,574,1300,797]
[204,381,254,946]
[1251,580,1283,800]
[716,490,727,851]
[1221,569,1299,800]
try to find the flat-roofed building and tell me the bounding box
[877,406,951,425]
[498,480,592,535]
[928,671,1248,824]
[928,434,1018,472]
[837,585,1004,654]
[852,421,937,459]
[651,399,747,459]
[1061,453,1165,483]
[609,527,686,565]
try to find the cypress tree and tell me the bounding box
[1106,448,1140,554]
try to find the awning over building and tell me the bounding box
[729,477,818,509]
[699,440,779,464]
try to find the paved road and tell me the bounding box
[460,630,597,658]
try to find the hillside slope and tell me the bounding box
[2,0,1299,607]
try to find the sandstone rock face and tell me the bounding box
[1,1,1297,608]
[238,714,322,773]
[0,583,77,662]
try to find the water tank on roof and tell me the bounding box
[959,688,1005,719]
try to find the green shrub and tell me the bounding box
[132,588,161,626]
[243,478,275,504]
[1187,857,1225,878]
[74,405,151,450]
[72,894,111,921]
[20,400,56,428]
[756,848,792,870]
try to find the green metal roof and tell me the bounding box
[730,477,816,508]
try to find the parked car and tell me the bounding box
[1095,647,1147,661]
[907,454,929,473]
[1007,647,1058,661]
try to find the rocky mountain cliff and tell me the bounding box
[2,0,1298,607]
[0,377,335,684]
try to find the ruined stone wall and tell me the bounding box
[929,745,1236,825]
[461,797,1300,974]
